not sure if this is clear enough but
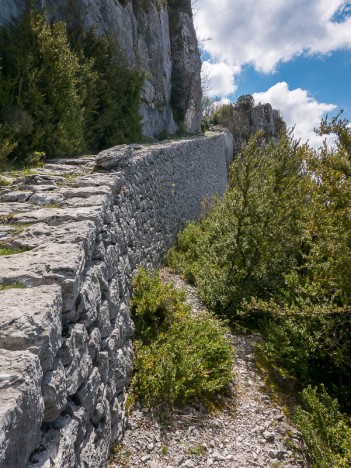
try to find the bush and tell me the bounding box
[167,222,203,284]
[241,298,351,405]
[235,94,255,111]
[0,10,144,166]
[0,11,86,160]
[167,120,351,457]
[132,312,233,407]
[69,27,143,151]
[168,130,309,313]
[295,385,351,467]
[130,268,233,407]
[131,268,190,343]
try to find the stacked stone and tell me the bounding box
[0,132,233,467]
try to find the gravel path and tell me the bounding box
[110,271,308,468]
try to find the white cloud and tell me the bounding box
[253,82,337,147]
[201,61,238,97]
[195,0,351,73]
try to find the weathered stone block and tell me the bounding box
[0,285,62,372]
[62,325,92,396]
[27,415,79,468]
[0,350,43,468]
[42,359,67,422]
[0,243,86,311]
[75,368,102,413]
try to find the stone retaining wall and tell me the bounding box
[0,131,233,468]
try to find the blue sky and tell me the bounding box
[195,0,351,146]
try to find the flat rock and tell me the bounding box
[12,206,105,230]
[0,243,85,311]
[9,221,96,257]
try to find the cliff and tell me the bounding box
[0,132,233,467]
[207,102,285,154]
[0,0,202,138]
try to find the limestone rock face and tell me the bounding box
[0,131,233,467]
[0,0,202,138]
[0,286,62,373]
[209,103,285,154]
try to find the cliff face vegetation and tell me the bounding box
[203,95,285,154]
[0,10,144,166]
[0,0,202,143]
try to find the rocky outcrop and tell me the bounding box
[208,103,285,154]
[0,131,233,468]
[0,0,202,138]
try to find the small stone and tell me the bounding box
[176,455,185,465]
[212,451,226,461]
[183,460,195,467]
[141,455,152,463]
[263,430,275,442]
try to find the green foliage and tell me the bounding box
[242,299,351,405]
[167,222,203,283]
[0,283,24,291]
[132,312,233,407]
[69,27,143,150]
[130,268,233,407]
[295,385,351,467]
[169,130,308,313]
[0,11,86,160]
[131,268,190,343]
[0,10,143,167]
[209,104,233,127]
[0,246,31,256]
[235,94,255,111]
[168,117,351,457]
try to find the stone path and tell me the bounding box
[110,271,308,468]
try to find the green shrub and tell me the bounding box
[235,94,255,111]
[295,385,351,467]
[240,298,351,405]
[168,130,308,313]
[167,222,203,283]
[69,27,143,150]
[167,120,351,457]
[0,10,144,166]
[132,312,233,407]
[131,268,190,343]
[0,11,86,160]
[130,268,233,407]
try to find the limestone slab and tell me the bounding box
[0,243,85,311]
[0,349,43,468]
[0,285,62,372]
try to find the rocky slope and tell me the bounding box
[0,0,202,138]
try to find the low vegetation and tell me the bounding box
[130,268,233,408]
[0,246,31,256]
[168,114,351,466]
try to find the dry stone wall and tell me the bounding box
[0,131,233,468]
